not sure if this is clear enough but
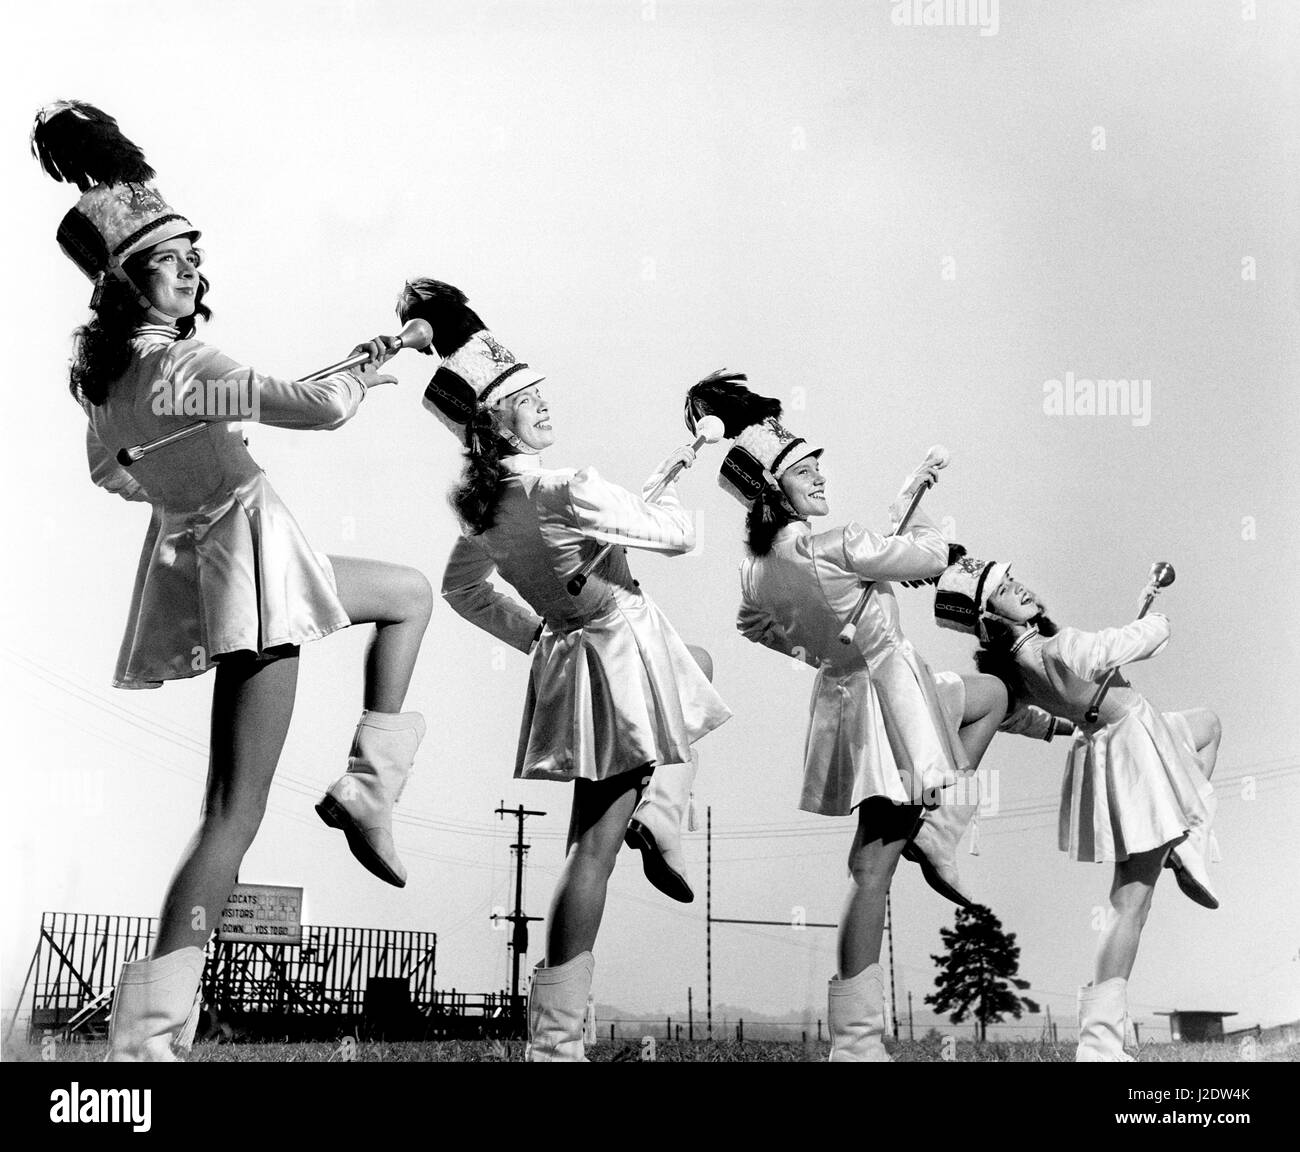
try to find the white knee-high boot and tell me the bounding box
[525,952,595,1062]
[903,799,977,907]
[625,753,697,903]
[104,947,206,1062]
[1076,977,1136,1062]
[317,710,426,887]
[827,964,891,1062]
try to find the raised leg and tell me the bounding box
[328,556,433,712]
[1180,708,1222,781]
[904,673,1007,906]
[319,558,433,885]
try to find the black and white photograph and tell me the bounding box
[3,0,1296,1130]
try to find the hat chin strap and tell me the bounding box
[486,409,540,456]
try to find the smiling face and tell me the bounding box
[985,571,1042,624]
[494,384,554,451]
[138,236,202,320]
[779,453,827,518]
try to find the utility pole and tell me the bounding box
[908,990,915,1041]
[491,803,545,1028]
[886,892,899,1039]
[706,805,712,1040]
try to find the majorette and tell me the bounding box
[36,101,432,1060]
[401,279,730,1061]
[936,552,1222,1061]
[684,373,1010,1061]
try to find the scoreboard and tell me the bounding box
[218,883,304,945]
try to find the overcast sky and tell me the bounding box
[3,0,1297,1042]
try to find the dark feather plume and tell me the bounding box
[396,279,487,357]
[685,371,782,439]
[31,101,155,192]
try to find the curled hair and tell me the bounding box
[450,407,510,534]
[744,486,797,557]
[974,611,1060,708]
[70,250,211,406]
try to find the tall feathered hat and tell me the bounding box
[396,279,545,444]
[683,373,822,507]
[934,552,1012,638]
[32,101,199,298]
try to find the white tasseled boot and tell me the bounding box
[902,799,978,907]
[827,964,891,1062]
[625,752,698,904]
[317,710,426,887]
[1076,978,1137,1062]
[525,952,595,1062]
[104,947,206,1062]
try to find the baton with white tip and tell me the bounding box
[837,444,950,645]
[115,318,434,467]
[566,414,726,597]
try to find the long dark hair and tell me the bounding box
[450,407,512,534]
[745,486,798,557]
[70,250,211,407]
[974,611,1060,707]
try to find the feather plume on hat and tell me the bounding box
[684,371,783,439]
[31,101,155,192]
[397,278,545,440]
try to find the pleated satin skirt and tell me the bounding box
[515,593,731,782]
[799,647,968,816]
[1059,700,1215,863]
[113,473,350,689]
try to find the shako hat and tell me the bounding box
[682,373,822,508]
[934,553,1012,638]
[32,101,200,293]
[396,279,545,443]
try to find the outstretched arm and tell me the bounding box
[161,343,370,431]
[1053,615,1172,683]
[564,465,697,555]
[839,508,950,584]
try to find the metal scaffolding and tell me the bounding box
[22,910,521,1043]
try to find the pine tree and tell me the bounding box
[926,904,1040,1040]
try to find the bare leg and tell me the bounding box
[956,672,1007,772]
[839,799,918,978]
[1095,842,1172,983]
[546,771,645,965]
[328,556,433,712]
[1180,708,1222,781]
[153,651,300,957]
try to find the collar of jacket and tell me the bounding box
[131,321,181,348]
[500,453,545,475]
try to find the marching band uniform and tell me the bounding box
[85,327,365,689]
[712,409,970,1060]
[935,555,1219,1060]
[38,102,423,1058]
[407,280,729,1060]
[442,455,730,783]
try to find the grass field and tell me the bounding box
[7,1036,1295,1062]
